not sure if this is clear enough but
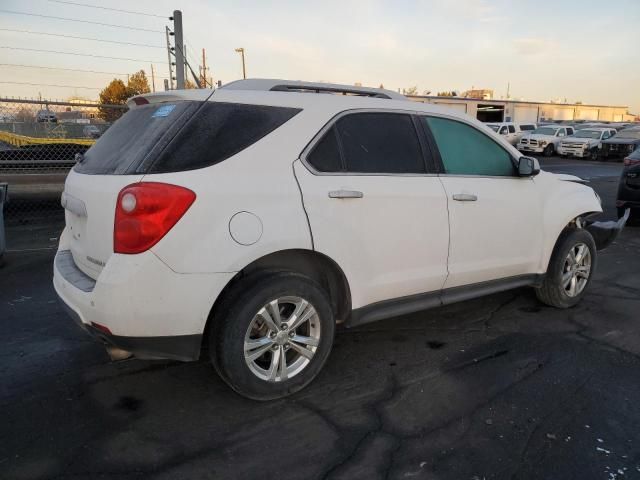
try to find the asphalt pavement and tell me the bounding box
[1,157,639,480]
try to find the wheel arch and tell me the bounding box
[203,248,352,347]
[541,209,600,273]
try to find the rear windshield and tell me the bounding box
[75,101,301,175]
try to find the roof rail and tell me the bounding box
[221,79,407,101]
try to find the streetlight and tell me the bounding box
[235,47,246,79]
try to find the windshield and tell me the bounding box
[488,125,500,132]
[615,129,640,140]
[573,130,602,139]
[532,127,558,136]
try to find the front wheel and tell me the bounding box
[210,272,335,400]
[543,144,555,157]
[589,148,599,161]
[536,228,597,308]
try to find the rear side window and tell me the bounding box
[146,102,301,173]
[75,101,300,175]
[424,117,514,176]
[336,113,425,174]
[307,127,342,172]
[75,102,198,175]
[508,125,516,133]
[520,124,535,131]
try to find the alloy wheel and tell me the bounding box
[562,242,592,297]
[244,296,320,382]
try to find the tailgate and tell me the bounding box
[63,170,143,279]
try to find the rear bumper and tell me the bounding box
[56,293,202,361]
[585,209,630,250]
[53,247,235,361]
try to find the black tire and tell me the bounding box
[589,148,599,161]
[536,228,597,308]
[210,272,335,400]
[543,144,555,157]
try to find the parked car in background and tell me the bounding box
[82,125,102,139]
[486,122,537,145]
[616,147,640,220]
[517,125,575,156]
[601,127,640,161]
[557,128,616,160]
[53,80,625,400]
[36,109,58,123]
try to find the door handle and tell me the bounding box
[452,193,477,202]
[329,190,364,199]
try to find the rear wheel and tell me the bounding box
[543,144,555,157]
[210,272,335,400]
[536,228,596,308]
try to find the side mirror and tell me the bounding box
[518,156,540,177]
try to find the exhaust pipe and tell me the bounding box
[105,344,133,361]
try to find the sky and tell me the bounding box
[1,0,639,113]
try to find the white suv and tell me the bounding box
[54,80,626,400]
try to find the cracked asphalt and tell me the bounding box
[1,158,639,480]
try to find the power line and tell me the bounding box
[0,63,170,79]
[47,0,167,19]
[0,46,165,63]
[0,81,100,90]
[0,28,164,49]
[0,9,163,33]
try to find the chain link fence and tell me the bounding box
[0,98,127,251]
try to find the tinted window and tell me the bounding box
[307,127,342,172]
[499,126,508,134]
[424,117,514,176]
[146,102,301,173]
[520,124,536,131]
[336,113,425,173]
[508,125,516,133]
[75,102,199,175]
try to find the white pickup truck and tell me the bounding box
[517,125,576,156]
[487,122,537,145]
[557,128,616,160]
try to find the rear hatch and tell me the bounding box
[62,93,209,279]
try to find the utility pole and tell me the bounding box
[184,43,188,85]
[150,64,156,92]
[235,47,246,79]
[173,10,185,89]
[165,26,174,89]
[201,48,208,87]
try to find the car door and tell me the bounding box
[294,111,450,309]
[505,125,518,145]
[421,115,544,288]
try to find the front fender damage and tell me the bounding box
[584,209,630,250]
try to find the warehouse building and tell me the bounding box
[406,95,636,123]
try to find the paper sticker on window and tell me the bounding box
[152,105,176,118]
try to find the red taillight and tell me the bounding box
[114,182,196,254]
[91,322,112,335]
[623,157,640,167]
